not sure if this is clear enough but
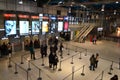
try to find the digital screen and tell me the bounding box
[32,21,40,34]
[5,20,16,36]
[50,16,56,20]
[42,21,48,33]
[58,21,63,32]
[19,21,29,35]
[97,27,103,31]
[64,22,69,31]
[50,22,57,33]
[64,16,69,21]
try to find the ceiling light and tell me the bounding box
[101,5,105,11]
[18,0,23,4]
[116,1,119,4]
[114,10,116,15]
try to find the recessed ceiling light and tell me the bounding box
[18,0,23,4]
[116,1,119,4]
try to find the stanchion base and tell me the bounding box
[41,64,44,66]
[14,72,18,74]
[58,68,62,71]
[81,73,85,76]
[8,65,12,68]
[79,58,82,59]
[111,68,113,70]
[108,72,112,75]
[71,62,74,64]
[67,54,70,55]
[61,56,63,59]
[37,77,42,80]
[28,68,31,71]
[21,62,24,64]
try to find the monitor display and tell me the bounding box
[5,20,16,36]
[50,22,57,33]
[97,27,103,31]
[58,21,63,32]
[19,21,29,35]
[42,21,48,33]
[64,22,69,31]
[32,21,40,34]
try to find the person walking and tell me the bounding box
[89,54,96,71]
[95,53,99,68]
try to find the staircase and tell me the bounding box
[74,23,95,42]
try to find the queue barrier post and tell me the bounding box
[108,61,113,75]
[37,68,42,80]
[58,61,62,71]
[81,65,85,76]
[67,49,70,55]
[119,58,120,70]
[72,66,75,80]
[79,52,82,59]
[41,57,45,66]
[27,70,29,80]
[21,55,24,64]
[71,56,74,64]
[100,71,104,80]
[85,49,87,56]
[14,63,18,74]
[27,60,31,71]
[66,43,67,50]
[8,56,12,68]
[75,46,77,52]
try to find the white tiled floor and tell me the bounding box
[0,40,120,80]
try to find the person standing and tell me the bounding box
[95,53,99,68]
[29,40,35,60]
[48,51,54,68]
[89,54,96,71]
[53,53,59,70]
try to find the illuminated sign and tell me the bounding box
[4,14,16,17]
[18,14,29,18]
[31,16,39,19]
